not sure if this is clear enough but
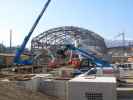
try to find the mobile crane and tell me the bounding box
[14,0,51,65]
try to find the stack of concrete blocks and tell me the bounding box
[16,74,52,92]
[39,79,68,100]
[16,77,41,92]
[16,74,69,100]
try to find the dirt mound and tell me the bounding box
[0,82,59,100]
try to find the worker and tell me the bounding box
[68,54,81,68]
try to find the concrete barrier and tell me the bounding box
[39,79,68,100]
[16,74,68,100]
[16,78,41,91]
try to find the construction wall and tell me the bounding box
[39,79,68,100]
[16,78,41,91]
[16,77,68,100]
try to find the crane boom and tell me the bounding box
[14,0,51,64]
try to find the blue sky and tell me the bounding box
[0,0,133,47]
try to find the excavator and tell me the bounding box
[65,44,111,67]
[49,44,112,75]
[14,0,51,65]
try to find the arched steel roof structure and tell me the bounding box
[31,26,107,54]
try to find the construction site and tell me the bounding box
[0,0,133,100]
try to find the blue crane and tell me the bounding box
[14,0,51,64]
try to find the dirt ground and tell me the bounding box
[0,82,60,100]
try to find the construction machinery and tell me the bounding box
[48,44,112,75]
[65,44,111,68]
[49,44,111,68]
[64,44,112,74]
[14,0,51,65]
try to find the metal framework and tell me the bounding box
[31,26,107,54]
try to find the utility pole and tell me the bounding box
[10,29,12,48]
[122,32,125,63]
[115,32,126,63]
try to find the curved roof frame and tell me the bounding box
[31,26,106,53]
